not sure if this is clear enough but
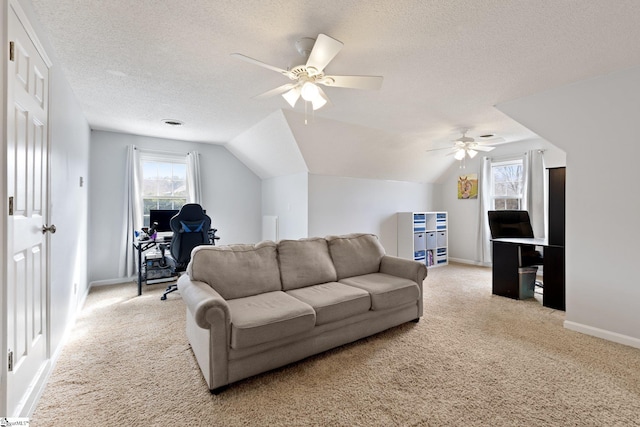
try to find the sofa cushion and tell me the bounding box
[326,233,386,280]
[339,273,420,310]
[188,241,281,300]
[278,238,338,291]
[286,282,371,325]
[227,291,316,349]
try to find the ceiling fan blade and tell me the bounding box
[231,53,292,77]
[253,83,298,99]
[306,34,344,74]
[476,136,506,145]
[321,75,383,90]
[426,146,456,153]
[473,145,495,152]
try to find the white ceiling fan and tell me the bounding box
[426,131,503,161]
[231,34,383,111]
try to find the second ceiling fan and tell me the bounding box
[426,131,503,160]
[231,34,383,110]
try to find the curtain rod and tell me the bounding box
[134,146,197,156]
[484,149,545,162]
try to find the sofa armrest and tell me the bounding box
[380,255,427,285]
[178,274,231,330]
[380,255,427,318]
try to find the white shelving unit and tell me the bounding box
[397,212,448,268]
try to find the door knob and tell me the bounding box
[42,224,57,234]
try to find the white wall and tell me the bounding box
[262,173,308,240]
[441,138,566,264]
[88,131,262,283]
[308,174,438,255]
[497,65,640,348]
[48,67,91,352]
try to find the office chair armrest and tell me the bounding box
[380,255,428,285]
[178,275,231,329]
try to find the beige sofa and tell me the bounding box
[178,233,427,393]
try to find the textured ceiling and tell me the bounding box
[29,0,640,182]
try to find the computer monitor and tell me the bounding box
[149,209,179,232]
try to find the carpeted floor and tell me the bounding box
[31,263,640,426]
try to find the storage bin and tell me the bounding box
[414,232,426,251]
[437,231,447,247]
[426,232,437,249]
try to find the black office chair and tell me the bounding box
[488,210,543,291]
[160,204,212,301]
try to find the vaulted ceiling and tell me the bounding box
[30,0,640,182]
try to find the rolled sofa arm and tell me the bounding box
[380,255,427,318]
[178,274,231,329]
[380,255,428,285]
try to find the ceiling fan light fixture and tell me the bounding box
[454,149,466,160]
[311,93,327,110]
[301,81,320,101]
[467,149,478,158]
[282,87,301,108]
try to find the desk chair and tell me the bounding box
[161,204,212,301]
[488,210,543,291]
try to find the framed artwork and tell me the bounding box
[458,174,478,199]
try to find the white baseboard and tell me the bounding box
[89,276,136,287]
[564,321,640,350]
[448,257,491,267]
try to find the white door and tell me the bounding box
[5,4,51,416]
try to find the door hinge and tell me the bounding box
[8,349,13,372]
[9,41,15,62]
[9,196,14,216]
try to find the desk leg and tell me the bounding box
[492,242,521,299]
[543,246,565,310]
[137,245,143,296]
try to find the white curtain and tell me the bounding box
[186,151,202,204]
[119,145,142,278]
[477,156,493,265]
[522,150,547,238]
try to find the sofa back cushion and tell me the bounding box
[187,241,281,299]
[278,237,338,290]
[326,233,386,280]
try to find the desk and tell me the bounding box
[492,237,565,310]
[132,238,174,296]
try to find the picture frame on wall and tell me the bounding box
[458,174,478,199]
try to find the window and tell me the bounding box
[491,158,524,210]
[140,154,187,227]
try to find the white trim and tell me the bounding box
[448,257,492,267]
[137,148,187,161]
[564,321,640,350]
[89,277,136,287]
[9,0,52,66]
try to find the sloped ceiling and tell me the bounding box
[226,110,307,179]
[28,0,640,182]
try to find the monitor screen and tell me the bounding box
[149,209,179,232]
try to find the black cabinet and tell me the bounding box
[545,167,566,310]
[548,167,566,246]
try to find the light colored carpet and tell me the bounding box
[32,263,640,426]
